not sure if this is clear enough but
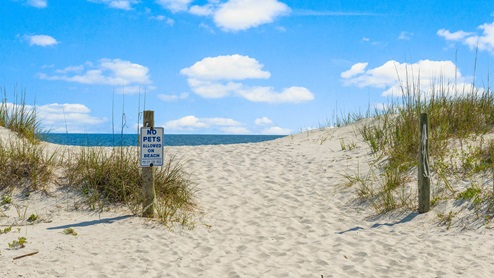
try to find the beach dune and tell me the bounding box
[1,123,493,277]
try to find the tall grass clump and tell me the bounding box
[0,88,41,142]
[0,89,55,192]
[0,134,57,193]
[65,147,196,227]
[350,69,494,215]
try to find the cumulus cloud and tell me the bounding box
[156,0,193,12]
[221,126,250,134]
[255,116,272,126]
[213,0,291,32]
[438,22,494,54]
[88,0,138,10]
[181,54,270,80]
[181,54,314,103]
[27,35,58,47]
[163,115,245,132]
[30,103,106,133]
[261,126,291,135]
[238,86,314,103]
[341,59,475,96]
[27,0,47,8]
[157,92,189,101]
[340,62,368,79]
[189,4,215,16]
[38,58,151,87]
[186,79,242,98]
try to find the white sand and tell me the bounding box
[1,124,494,277]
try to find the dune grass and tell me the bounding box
[0,88,40,142]
[64,147,196,227]
[1,89,197,228]
[0,138,57,192]
[343,73,494,221]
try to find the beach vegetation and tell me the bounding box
[8,237,27,249]
[0,226,12,234]
[63,228,78,236]
[65,147,196,227]
[1,194,12,205]
[340,63,494,224]
[0,88,41,142]
[1,88,197,228]
[437,210,457,230]
[0,137,57,192]
[27,213,38,222]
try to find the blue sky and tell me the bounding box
[1,0,494,134]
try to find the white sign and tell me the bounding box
[140,127,164,167]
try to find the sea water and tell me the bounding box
[39,133,285,147]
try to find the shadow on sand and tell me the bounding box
[337,212,419,234]
[47,215,134,230]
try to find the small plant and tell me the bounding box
[339,139,357,151]
[8,237,27,249]
[1,194,12,205]
[27,213,38,222]
[438,211,457,230]
[457,185,482,201]
[0,226,12,234]
[63,228,78,236]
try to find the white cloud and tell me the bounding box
[398,31,413,40]
[115,85,156,95]
[221,126,250,134]
[189,4,215,16]
[261,126,291,135]
[181,54,314,103]
[255,116,272,126]
[340,62,368,78]
[34,103,107,133]
[156,0,193,12]
[187,79,242,98]
[214,0,291,32]
[437,29,473,41]
[199,23,215,33]
[39,58,151,86]
[157,92,189,101]
[28,35,58,47]
[180,54,270,80]
[27,0,47,8]
[155,0,289,31]
[149,15,175,26]
[341,59,475,97]
[163,115,244,131]
[438,22,494,54]
[89,0,137,10]
[238,86,314,103]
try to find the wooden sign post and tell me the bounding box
[418,113,430,213]
[142,110,156,218]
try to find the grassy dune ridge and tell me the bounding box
[343,75,494,225]
[0,90,196,228]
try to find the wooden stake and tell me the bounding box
[142,110,156,218]
[418,113,430,213]
[13,251,39,260]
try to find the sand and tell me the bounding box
[1,123,494,277]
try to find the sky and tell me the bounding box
[1,0,494,135]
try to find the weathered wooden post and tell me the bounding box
[418,113,430,213]
[142,110,156,218]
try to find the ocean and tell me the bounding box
[38,133,285,147]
